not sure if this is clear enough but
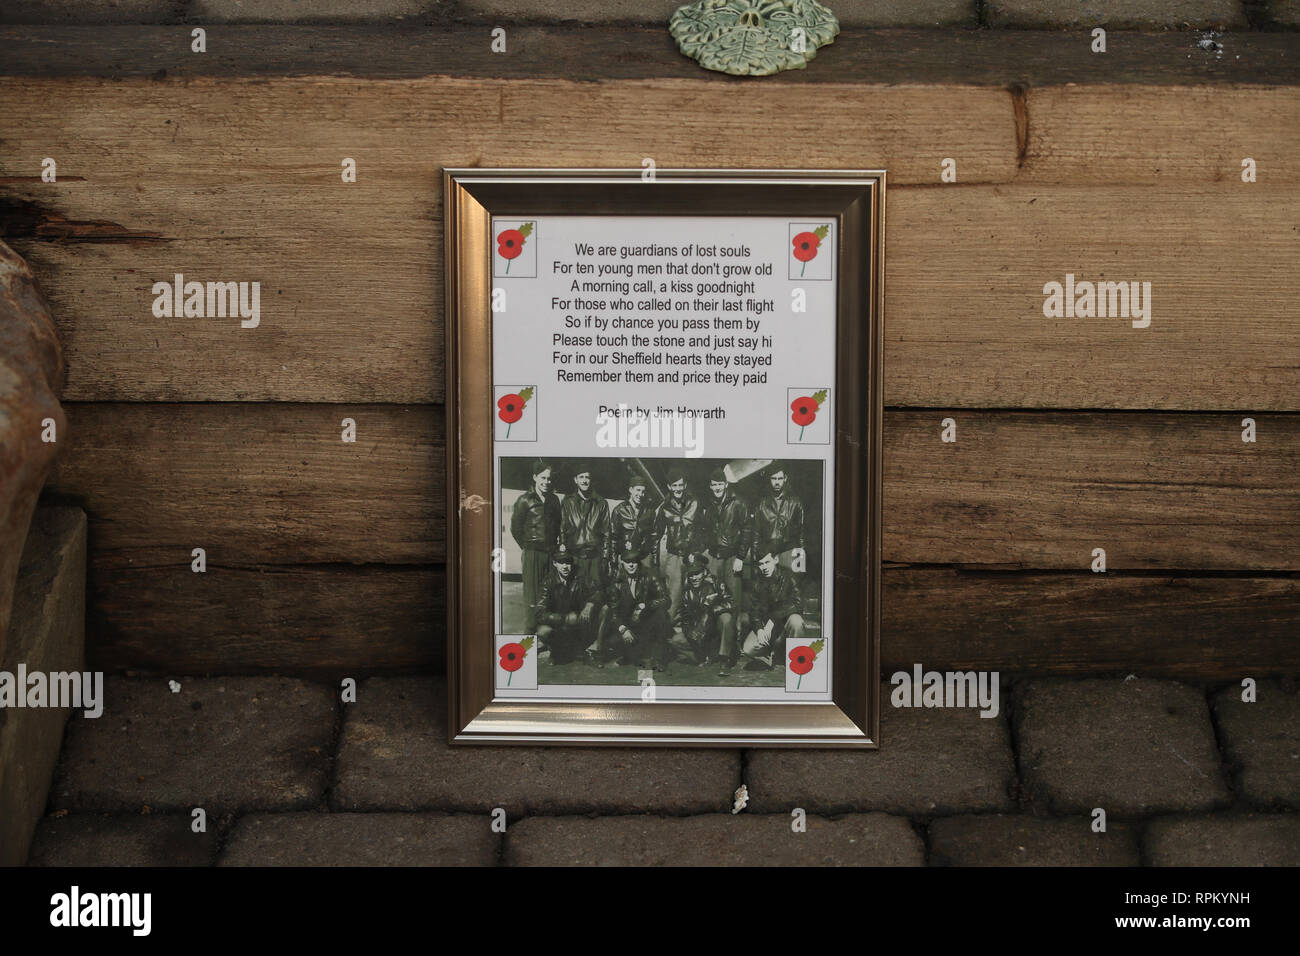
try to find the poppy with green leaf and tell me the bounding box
[497,386,534,439]
[499,635,534,686]
[788,638,825,689]
[790,388,827,440]
[792,224,829,276]
[497,222,533,274]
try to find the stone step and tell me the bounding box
[29,806,1300,866]
[503,812,925,866]
[333,676,741,814]
[927,813,1140,866]
[219,812,498,866]
[28,812,214,867]
[26,673,1300,864]
[0,506,85,866]
[746,682,1016,816]
[1015,678,1232,816]
[48,676,336,814]
[1145,813,1300,866]
[1211,681,1300,810]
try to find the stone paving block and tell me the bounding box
[1145,813,1300,866]
[27,813,215,866]
[193,0,440,21]
[1016,678,1230,816]
[0,508,85,866]
[332,677,740,814]
[985,0,1245,28]
[0,0,175,23]
[505,812,924,866]
[1212,681,1300,809]
[50,677,336,813]
[218,812,498,866]
[928,813,1139,866]
[745,684,1015,815]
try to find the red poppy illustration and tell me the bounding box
[499,635,534,686]
[790,389,827,441]
[788,638,825,690]
[497,222,533,274]
[791,224,830,277]
[497,386,534,439]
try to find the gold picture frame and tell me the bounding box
[445,168,883,746]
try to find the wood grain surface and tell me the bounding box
[83,563,1300,678]
[4,182,1296,407]
[88,564,443,675]
[1022,85,1300,184]
[2,47,1294,676]
[45,404,1298,571]
[2,75,1295,407]
[2,26,1297,85]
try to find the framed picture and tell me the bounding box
[445,168,883,746]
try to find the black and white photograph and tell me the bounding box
[499,456,825,687]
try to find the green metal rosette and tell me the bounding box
[670,0,840,76]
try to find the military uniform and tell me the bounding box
[597,551,671,668]
[559,488,609,593]
[650,485,702,622]
[509,485,560,632]
[533,558,599,665]
[740,562,806,666]
[752,489,806,572]
[700,481,750,623]
[673,555,736,667]
[607,496,653,580]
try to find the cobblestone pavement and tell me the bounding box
[25,675,1298,865]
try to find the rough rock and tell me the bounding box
[0,240,65,664]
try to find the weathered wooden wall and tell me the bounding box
[2,27,1297,677]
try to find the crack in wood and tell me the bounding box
[0,196,169,245]
[1009,83,1029,168]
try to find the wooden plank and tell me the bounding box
[2,26,1298,85]
[884,184,1300,410]
[88,564,443,675]
[0,76,1016,189]
[7,182,1298,407]
[47,403,444,568]
[882,411,1299,570]
[45,404,1300,570]
[82,563,1300,679]
[1022,85,1300,184]
[883,568,1300,680]
[12,238,443,404]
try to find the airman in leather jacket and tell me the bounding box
[651,490,702,560]
[536,564,597,627]
[751,491,804,561]
[510,486,560,553]
[560,489,608,557]
[745,561,803,628]
[702,486,750,559]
